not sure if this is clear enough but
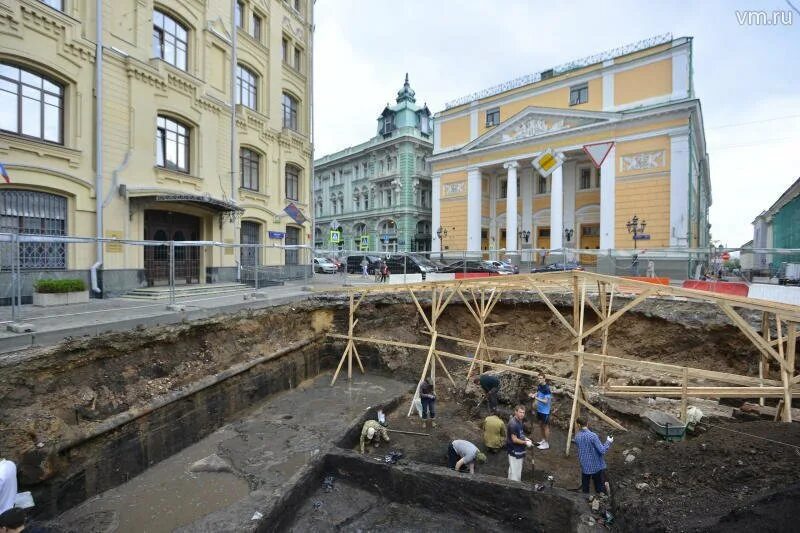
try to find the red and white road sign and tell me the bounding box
[582,141,615,169]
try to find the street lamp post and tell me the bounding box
[436,226,448,261]
[625,215,647,250]
[518,229,530,243]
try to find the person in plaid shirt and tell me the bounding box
[573,416,613,495]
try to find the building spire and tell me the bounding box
[396,72,416,104]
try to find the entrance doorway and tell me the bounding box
[579,223,600,266]
[144,210,201,286]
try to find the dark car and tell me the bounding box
[530,262,584,273]
[346,254,382,274]
[383,254,438,274]
[439,260,496,273]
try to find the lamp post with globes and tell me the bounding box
[436,226,448,261]
[625,215,647,250]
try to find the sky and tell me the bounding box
[312,0,800,248]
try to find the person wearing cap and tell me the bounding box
[447,439,486,474]
[0,458,16,514]
[359,419,390,454]
[507,404,534,481]
[0,507,25,533]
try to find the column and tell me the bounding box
[431,174,441,254]
[669,134,689,247]
[504,161,518,253]
[521,167,533,260]
[549,166,563,250]
[562,160,576,249]
[467,168,482,254]
[600,145,616,249]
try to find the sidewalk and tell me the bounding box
[0,274,370,355]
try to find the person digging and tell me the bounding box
[447,439,486,474]
[528,372,553,450]
[473,373,500,413]
[360,419,390,454]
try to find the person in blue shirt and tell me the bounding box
[528,372,553,450]
[573,416,613,495]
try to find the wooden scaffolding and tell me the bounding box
[328,271,800,455]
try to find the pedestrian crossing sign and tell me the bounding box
[329,230,341,243]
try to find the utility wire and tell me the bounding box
[707,113,800,130]
[699,421,800,451]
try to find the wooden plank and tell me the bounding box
[777,317,792,422]
[408,288,434,333]
[580,289,653,340]
[578,391,627,431]
[456,287,481,324]
[719,303,789,374]
[533,283,578,336]
[565,352,585,456]
[681,366,688,422]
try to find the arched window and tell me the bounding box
[240,147,260,190]
[0,190,67,270]
[0,63,64,144]
[285,164,300,200]
[240,220,261,268]
[153,9,188,70]
[236,64,258,109]
[282,92,298,131]
[156,115,190,172]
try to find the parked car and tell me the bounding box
[345,254,382,274]
[530,262,584,273]
[482,260,519,274]
[439,260,496,273]
[313,257,337,274]
[383,254,438,274]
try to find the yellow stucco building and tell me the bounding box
[0,0,313,297]
[429,35,711,267]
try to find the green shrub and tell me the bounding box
[34,278,87,294]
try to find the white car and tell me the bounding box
[313,257,337,274]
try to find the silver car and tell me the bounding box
[313,257,337,274]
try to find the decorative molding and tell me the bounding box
[442,181,466,196]
[620,150,666,172]
[476,114,604,150]
[126,63,166,91]
[0,132,82,168]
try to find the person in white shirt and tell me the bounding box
[0,458,17,514]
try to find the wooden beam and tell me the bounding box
[603,385,796,398]
[565,352,585,456]
[719,303,789,374]
[578,390,627,431]
[457,287,481,324]
[681,366,688,422]
[408,288,434,333]
[580,289,653,340]
[533,283,578,337]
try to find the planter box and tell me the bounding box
[33,290,90,307]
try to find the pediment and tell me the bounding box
[467,107,619,151]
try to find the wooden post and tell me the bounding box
[782,321,796,422]
[332,292,364,386]
[681,366,689,422]
[430,287,438,392]
[760,312,770,406]
[573,275,580,334]
[565,352,585,457]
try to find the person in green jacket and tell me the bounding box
[359,420,390,453]
[481,414,506,452]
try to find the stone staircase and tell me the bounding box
[122,282,257,301]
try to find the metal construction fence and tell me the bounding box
[0,232,313,320]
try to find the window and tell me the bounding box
[0,190,67,270]
[156,115,190,172]
[500,179,507,199]
[282,37,289,63]
[569,83,589,106]
[240,148,260,190]
[282,93,298,131]
[285,226,299,265]
[420,113,430,134]
[251,13,262,41]
[537,176,548,194]
[579,167,592,190]
[293,0,301,12]
[582,225,600,237]
[240,220,260,267]
[486,108,500,127]
[363,190,369,210]
[235,1,244,28]
[0,63,63,144]
[538,228,551,238]
[285,165,300,200]
[153,10,188,70]
[383,114,394,135]
[293,47,302,71]
[236,64,258,109]
[39,0,63,10]
[596,167,601,188]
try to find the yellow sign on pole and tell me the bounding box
[532,148,565,177]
